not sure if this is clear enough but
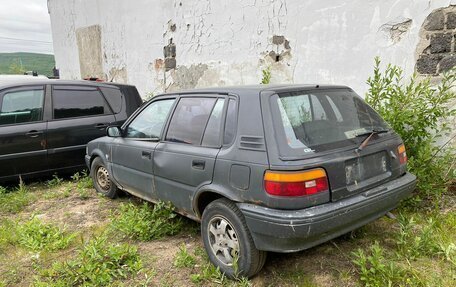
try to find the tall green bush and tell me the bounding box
[365,57,455,205]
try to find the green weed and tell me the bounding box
[260,66,271,84]
[365,57,456,205]
[352,242,422,287]
[36,236,142,286]
[16,217,75,251]
[0,184,34,214]
[174,244,196,268]
[190,263,227,285]
[72,170,93,199]
[47,174,63,188]
[111,201,183,241]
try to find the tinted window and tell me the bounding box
[223,99,237,145]
[274,90,389,152]
[53,88,111,119]
[126,99,175,138]
[202,98,225,147]
[99,87,122,113]
[166,97,217,145]
[0,88,44,125]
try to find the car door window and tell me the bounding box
[202,98,225,147]
[52,87,111,119]
[0,88,44,125]
[125,99,175,139]
[223,99,237,145]
[166,97,217,145]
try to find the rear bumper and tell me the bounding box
[238,172,416,252]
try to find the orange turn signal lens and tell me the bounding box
[397,144,407,165]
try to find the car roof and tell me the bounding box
[0,77,130,90]
[158,84,352,97]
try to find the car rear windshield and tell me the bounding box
[271,89,389,156]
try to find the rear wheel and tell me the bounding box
[91,157,118,198]
[201,198,267,278]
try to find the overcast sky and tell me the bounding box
[0,0,53,54]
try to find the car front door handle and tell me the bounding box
[192,159,205,170]
[95,123,109,130]
[141,151,152,159]
[25,130,43,138]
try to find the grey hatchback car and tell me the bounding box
[85,85,416,277]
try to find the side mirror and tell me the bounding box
[107,126,122,137]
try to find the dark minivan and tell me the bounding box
[86,85,416,278]
[0,78,142,182]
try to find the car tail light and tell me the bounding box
[398,144,407,165]
[264,168,329,197]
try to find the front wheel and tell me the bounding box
[90,157,119,198]
[201,198,267,278]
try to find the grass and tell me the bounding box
[35,236,142,286]
[110,201,183,241]
[174,243,196,268]
[0,173,454,286]
[16,217,75,251]
[0,181,35,214]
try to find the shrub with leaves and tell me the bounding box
[352,243,421,287]
[365,57,456,204]
[36,236,141,286]
[16,217,74,251]
[260,66,271,84]
[111,201,183,241]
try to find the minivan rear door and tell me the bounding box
[154,96,226,214]
[47,85,116,171]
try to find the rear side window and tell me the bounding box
[166,97,218,145]
[52,87,111,119]
[99,87,122,113]
[223,99,237,145]
[202,98,225,147]
[0,88,44,125]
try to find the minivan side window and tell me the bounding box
[52,88,111,119]
[0,88,44,125]
[126,99,175,139]
[166,97,217,145]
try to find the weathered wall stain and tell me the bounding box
[169,63,208,90]
[379,18,412,44]
[76,25,104,79]
[49,0,456,97]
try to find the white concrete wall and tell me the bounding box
[48,0,456,97]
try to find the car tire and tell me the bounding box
[91,157,119,199]
[201,198,267,278]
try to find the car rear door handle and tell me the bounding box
[95,123,108,130]
[141,151,151,159]
[25,130,43,138]
[192,159,205,170]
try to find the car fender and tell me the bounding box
[192,183,243,218]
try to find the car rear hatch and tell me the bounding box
[262,87,407,204]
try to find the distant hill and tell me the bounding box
[0,52,55,77]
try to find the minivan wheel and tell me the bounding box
[91,157,118,198]
[201,198,267,278]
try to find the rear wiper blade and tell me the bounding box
[355,129,389,153]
